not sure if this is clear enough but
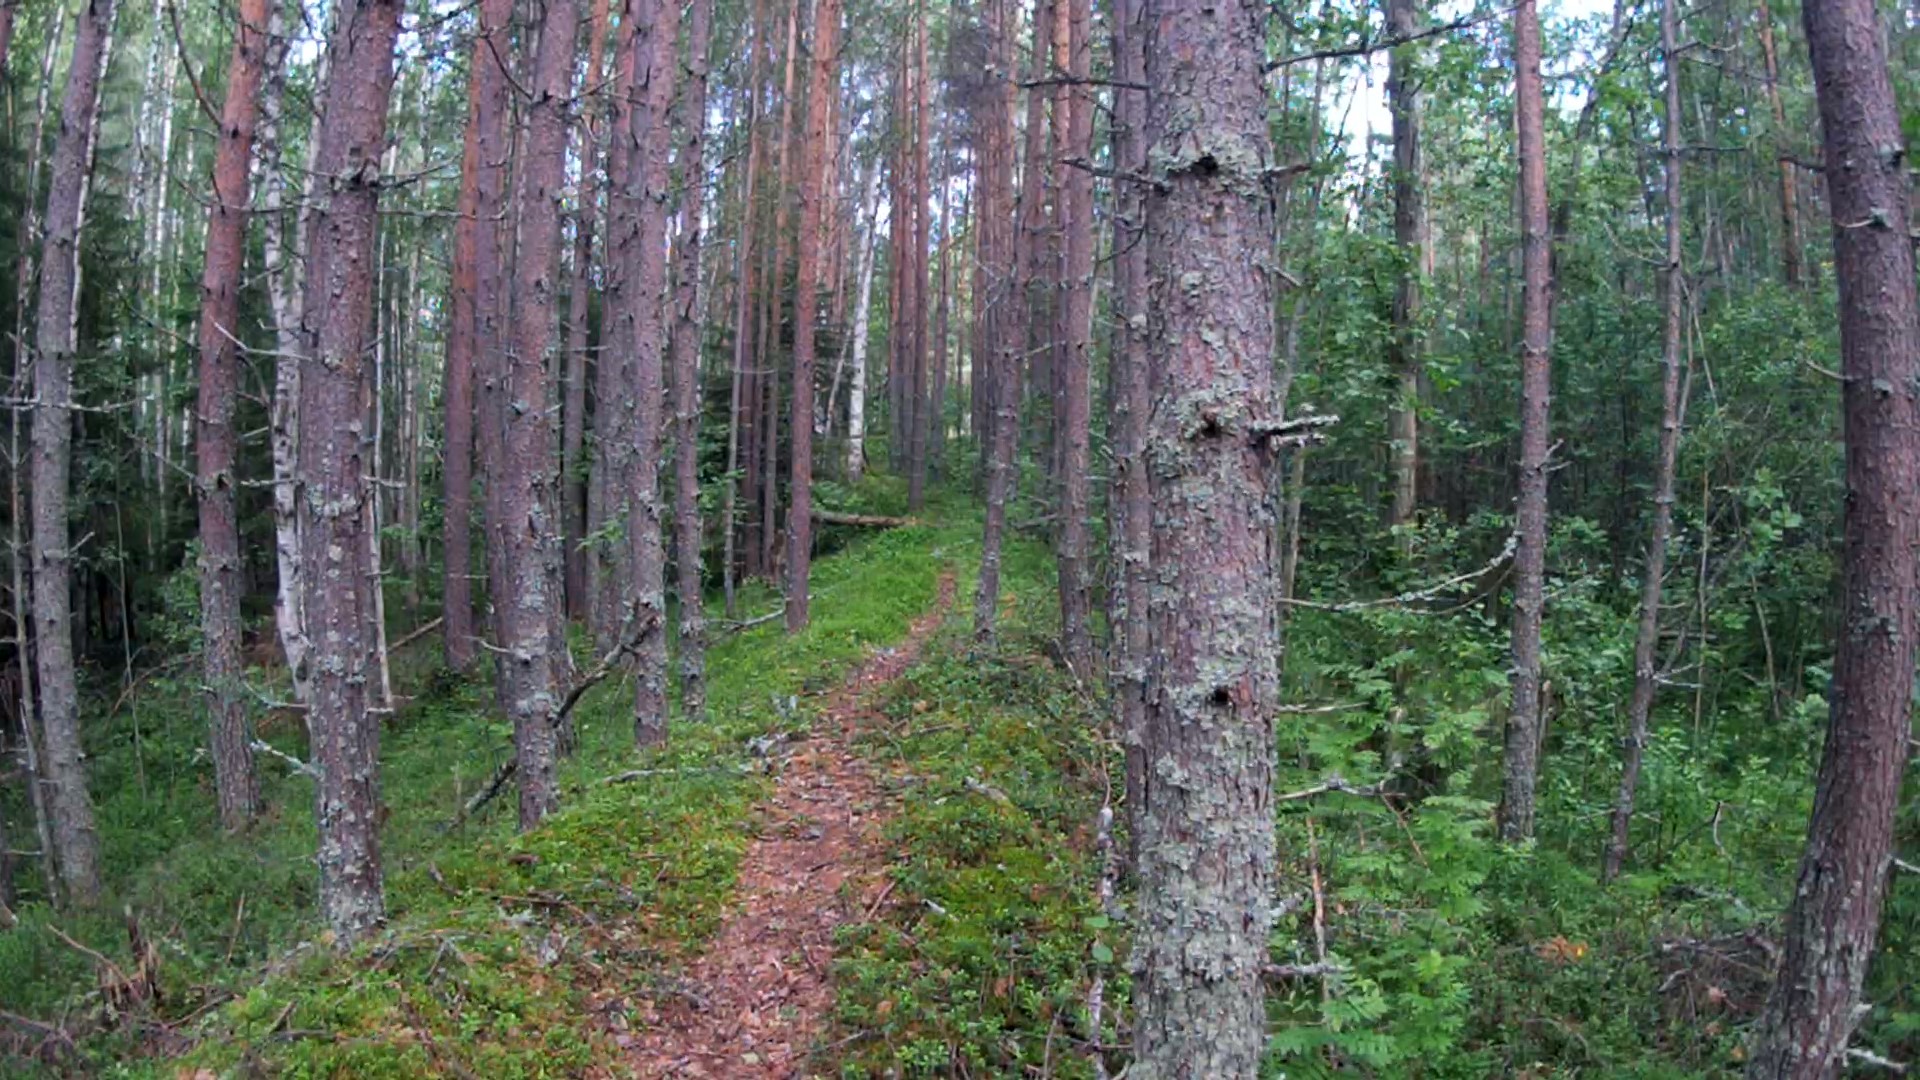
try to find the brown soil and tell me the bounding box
[618,572,956,1078]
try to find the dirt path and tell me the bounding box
[621,572,956,1078]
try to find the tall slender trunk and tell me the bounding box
[929,165,951,480]
[758,2,799,583]
[1499,0,1554,844]
[591,7,642,649]
[721,8,767,618]
[975,0,1052,643]
[498,0,581,828]
[843,161,881,482]
[1054,0,1094,675]
[1745,0,1920,1071]
[788,0,840,633]
[297,0,403,943]
[29,0,120,910]
[905,11,930,510]
[259,0,314,692]
[1603,0,1688,883]
[1107,0,1148,873]
[671,0,714,721]
[1130,0,1280,1070]
[194,0,269,831]
[563,0,612,622]
[1385,0,1424,537]
[625,0,680,745]
[1753,0,1801,288]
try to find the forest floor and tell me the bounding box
[618,571,956,1077]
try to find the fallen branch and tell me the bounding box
[1849,1048,1910,1075]
[388,616,445,655]
[1263,960,1346,982]
[1276,774,1392,803]
[448,760,516,830]
[812,509,917,528]
[251,739,319,779]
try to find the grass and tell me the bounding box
[0,474,979,1076]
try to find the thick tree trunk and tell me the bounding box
[1130,0,1280,1071]
[1054,0,1094,676]
[1385,0,1424,538]
[497,0,579,829]
[670,0,714,721]
[1107,0,1148,870]
[1603,0,1687,883]
[194,0,269,832]
[562,0,612,623]
[787,0,840,633]
[297,0,403,943]
[1499,0,1553,844]
[1744,0,1920,1072]
[29,0,119,910]
[625,0,680,744]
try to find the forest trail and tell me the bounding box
[619,569,958,1078]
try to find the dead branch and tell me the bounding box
[812,509,918,528]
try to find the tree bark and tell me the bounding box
[1054,0,1094,676]
[670,0,714,721]
[1130,0,1280,1071]
[1745,0,1920,1072]
[297,0,403,942]
[1603,0,1687,883]
[787,0,841,633]
[905,12,930,511]
[29,0,119,910]
[624,0,680,744]
[1107,0,1149,872]
[562,0,612,624]
[497,0,581,828]
[721,5,768,618]
[974,0,1051,644]
[591,6,642,650]
[831,157,882,480]
[1753,0,1802,288]
[1385,0,1424,538]
[194,0,269,832]
[1499,0,1553,844]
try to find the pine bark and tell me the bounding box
[670,0,714,721]
[721,9,767,617]
[194,0,269,831]
[905,14,930,511]
[29,0,119,910]
[788,0,841,633]
[1499,0,1554,844]
[624,0,680,744]
[1107,0,1149,870]
[1745,0,1920,1072]
[498,0,581,828]
[562,0,612,623]
[1054,0,1094,675]
[1603,0,1687,883]
[1130,0,1280,1071]
[591,6,642,649]
[298,0,403,942]
[1753,0,1802,288]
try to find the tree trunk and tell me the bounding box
[929,166,951,480]
[297,0,403,943]
[1744,0,1920,1072]
[721,8,767,619]
[1753,0,1802,288]
[29,0,119,910]
[591,7,642,651]
[828,156,881,478]
[1054,0,1094,676]
[787,0,840,634]
[194,0,269,832]
[562,0,612,624]
[905,14,930,511]
[624,0,680,745]
[1603,0,1688,883]
[1130,0,1280,1071]
[670,0,714,721]
[497,0,580,828]
[1107,0,1148,871]
[974,0,1052,644]
[259,0,314,693]
[1385,0,1424,538]
[1499,0,1553,844]
[755,3,800,584]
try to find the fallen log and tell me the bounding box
[812,509,917,528]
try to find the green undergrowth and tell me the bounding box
[826,533,1124,1079]
[1,482,975,1077]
